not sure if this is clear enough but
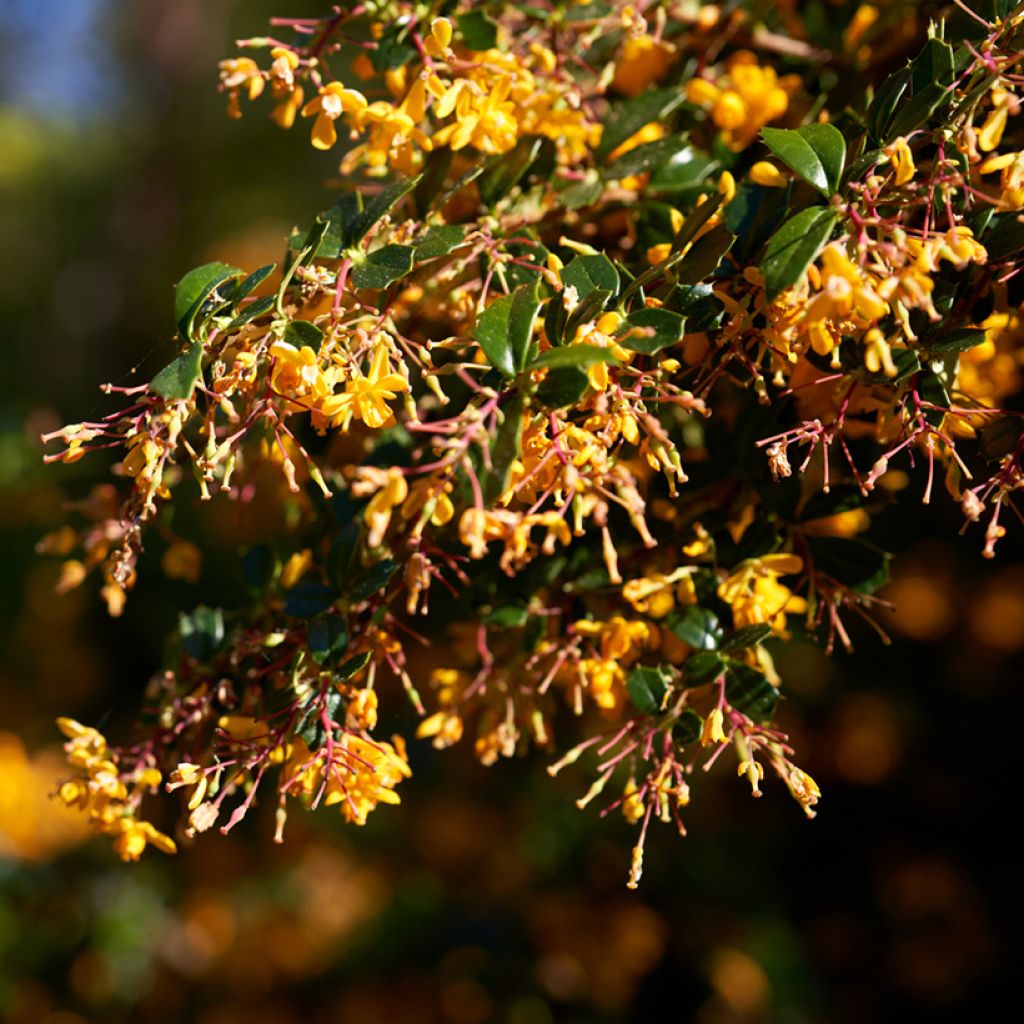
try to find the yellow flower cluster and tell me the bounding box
[686,51,800,150]
[56,718,175,862]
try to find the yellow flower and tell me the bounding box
[219,57,264,119]
[365,468,408,548]
[301,82,368,150]
[321,341,409,431]
[718,554,806,632]
[325,734,411,824]
[110,818,177,862]
[886,137,915,186]
[613,35,675,97]
[750,161,787,188]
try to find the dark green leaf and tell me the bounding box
[414,147,454,217]
[535,365,590,408]
[867,67,911,143]
[530,344,619,370]
[617,307,685,354]
[151,343,204,401]
[978,417,1021,462]
[725,664,778,724]
[675,224,735,285]
[484,392,524,502]
[350,560,400,602]
[226,263,276,302]
[761,124,846,196]
[982,213,1024,261]
[808,537,890,594]
[179,606,226,661]
[672,709,703,745]
[336,651,371,680]
[860,347,920,385]
[564,288,613,341]
[478,136,549,206]
[669,606,722,650]
[225,295,277,330]
[474,282,540,377]
[307,615,349,668]
[284,320,324,348]
[483,605,530,628]
[683,650,725,686]
[457,9,499,48]
[719,624,773,653]
[174,262,242,340]
[351,244,415,289]
[414,225,468,261]
[627,665,672,714]
[606,133,690,179]
[597,88,688,162]
[925,328,987,353]
[370,22,417,71]
[762,206,839,299]
[560,253,620,298]
[350,177,419,246]
[559,177,604,209]
[284,580,335,618]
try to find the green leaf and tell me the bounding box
[484,392,524,502]
[483,605,530,628]
[226,263,276,302]
[474,283,540,377]
[671,709,703,745]
[807,536,890,594]
[627,665,672,714]
[179,606,226,661]
[414,147,454,217]
[151,342,204,401]
[563,288,613,342]
[719,624,773,653]
[597,87,688,162]
[350,560,400,602]
[617,307,685,354]
[675,224,735,285]
[370,22,417,71]
[725,664,778,724]
[457,9,498,48]
[683,650,724,686]
[925,328,987,353]
[867,67,911,143]
[284,580,335,618]
[336,651,371,681]
[530,344,619,370]
[225,295,277,330]
[606,133,690,179]
[761,206,839,299]
[669,606,722,650]
[307,615,349,668]
[284,320,324,348]
[414,225,468,261]
[560,253,620,298]
[535,365,590,408]
[982,214,1024,261]
[478,136,550,206]
[761,124,846,196]
[978,417,1021,462]
[351,244,415,289]
[350,177,419,246]
[174,262,242,340]
[559,177,604,210]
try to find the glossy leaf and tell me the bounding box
[351,244,415,290]
[151,343,204,401]
[761,206,839,299]
[627,665,672,714]
[535,366,590,408]
[307,615,349,668]
[560,253,620,298]
[683,650,725,686]
[474,283,540,377]
[725,664,778,724]
[530,344,619,370]
[174,261,242,340]
[617,307,685,354]
[414,225,468,261]
[761,124,846,196]
[597,87,688,162]
[484,392,524,502]
[284,320,324,348]
[719,624,773,653]
[669,606,722,650]
[179,606,226,662]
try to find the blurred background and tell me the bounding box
[1,2,1022,1021]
